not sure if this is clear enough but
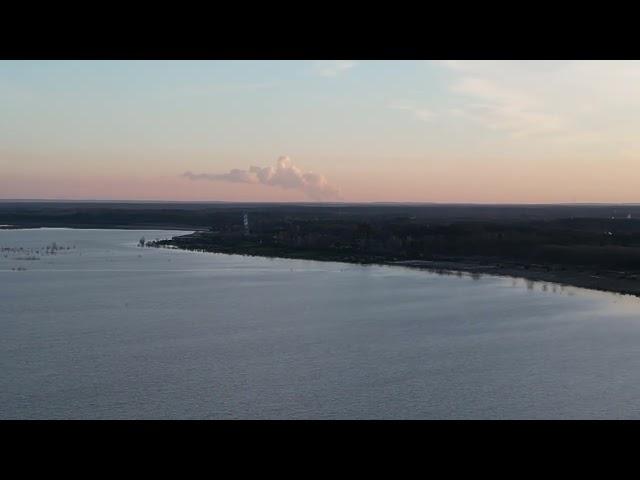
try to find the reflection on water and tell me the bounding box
[419,267,484,281]
[409,264,596,298]
[415,262,637,303]
[3,228,640,419]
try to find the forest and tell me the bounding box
[5,201,640,272]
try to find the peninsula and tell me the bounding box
[3,201,640,297]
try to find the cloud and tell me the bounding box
[436,60,640,142]
[182,169,257,183]
[183,156,341,201]
[447,75,566,137]
[448,78,565,138]
[389,101,434,121]
[178,82,276,96]
[313,60,357,77]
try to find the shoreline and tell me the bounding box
[0,224,202,232]
[390,260,640,298]
[150,234,640,298]
[4,224,638,298]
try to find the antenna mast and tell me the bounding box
[243,212,250,235]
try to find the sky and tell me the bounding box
[2,60,640,203]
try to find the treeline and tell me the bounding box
[161,214,640,271]
[6,202,640,271]
[4,202,640,229]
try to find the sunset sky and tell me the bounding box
[2,60,640,203]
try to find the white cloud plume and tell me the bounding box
[183,156,341,201]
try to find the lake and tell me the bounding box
[2,228,640,419]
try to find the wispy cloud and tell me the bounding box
[183,156,341,201]
[178,82,276,96]
[313,60,357,77]
[389,101,434,121]
[437,60,640,142]
[448,76,566,137]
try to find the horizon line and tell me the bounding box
[2,198,640,207]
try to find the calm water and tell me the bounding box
[2,228,640,419]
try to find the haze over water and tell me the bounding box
[2,228,640,419]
